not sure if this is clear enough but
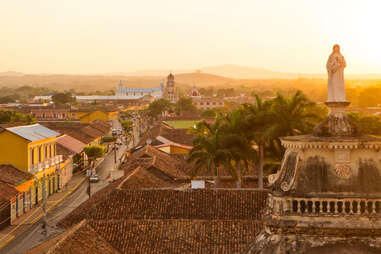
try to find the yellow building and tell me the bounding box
[0,124,63,205]
[79,110,109,123]
[78,110,119,123]
[155,143,192,154]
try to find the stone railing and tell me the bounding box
[271,196,381,217]
[29,155,64,173]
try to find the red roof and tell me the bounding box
[0,182,18,200]
[0,164,34,186]
[56,135,86,154]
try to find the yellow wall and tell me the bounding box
[170,146,190,154]
[0,131,29,171]
[28,137,56,167]
[108,111,119,120]
[157,145,190,154]
[0,130,58,176]
[80,110,109,123]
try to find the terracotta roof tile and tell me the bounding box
[0,182,18,200]
[59,189,267,228]
[123,145,188,179]
[56,135,86,154]
[90,219,261,254]
[41,122,104,144]
[138,125,195,147]
[0,164,34,186]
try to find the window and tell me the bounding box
[213,102,216,105]
[30,148,34,165]
[38,146,42,162]
[49,145,52,158]
[206,102,210,105]
[45,145,47,159]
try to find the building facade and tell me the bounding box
[165,73,176,102]
[0,124,63,210]
[115,80,164,99]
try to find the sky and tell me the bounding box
[1,0,380,74]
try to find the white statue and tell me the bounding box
[326,44,347,102]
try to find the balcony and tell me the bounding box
[271,195,381,217]
[29,155,63,174]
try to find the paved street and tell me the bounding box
[0,119,128,254]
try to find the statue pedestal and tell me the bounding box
[249,100,381,253]
[313,101,359,137]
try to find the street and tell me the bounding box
[1,119,128,254]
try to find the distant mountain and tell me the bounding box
[0,71,24,77]
[199,64,299,79]
[175,72,233,87]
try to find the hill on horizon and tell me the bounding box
[2,65,381,80]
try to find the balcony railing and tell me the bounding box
[29,155,64,173]
[271,196,381,217]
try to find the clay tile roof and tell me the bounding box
[138,125,195,147]
[0,182,18,200]
[24,220,120,254]
[89,120,111,134]
[41,122,102,144]
[90,219,260,254]
[119,166,183,190]
[0,164,34,186]
[59,189,268,229]
[81,125,104,139]
[159,128,195,146]
[124,145,188,179]
[56,135,86,154]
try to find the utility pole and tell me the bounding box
[41,176,48,237]
[114,144,117,164]
[86,169,91,198]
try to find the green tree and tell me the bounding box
[121,120,134,141]
[0,110,35,124]
[242,96,274,189]
[175,97,197,115]
[219,109,256,188]
[348,112,381,135]
[187,119,230,188]
[147,99,172,118]
[52,92,75,105]
[0,96,15,104]
[83,145,104,169]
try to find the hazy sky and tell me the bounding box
[1,0,380,74]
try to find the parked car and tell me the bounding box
[89,174,99,183]
[112,129,117,136]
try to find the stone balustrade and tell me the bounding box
[271,196,381,216]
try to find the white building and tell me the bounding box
[115,81,164,99]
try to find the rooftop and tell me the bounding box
[138,125,196,147]
[53,188,266,254]
[0,164,34,186]
[5,123,59,142]
[56,135,86,154]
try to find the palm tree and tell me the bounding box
[219,109,256,188]
[268,91,323,160]
[187,119,230,188]
[242,96,274,190]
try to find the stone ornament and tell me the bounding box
[280,181,289,191]
[334,163,352,179]
[335,150,350,163]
